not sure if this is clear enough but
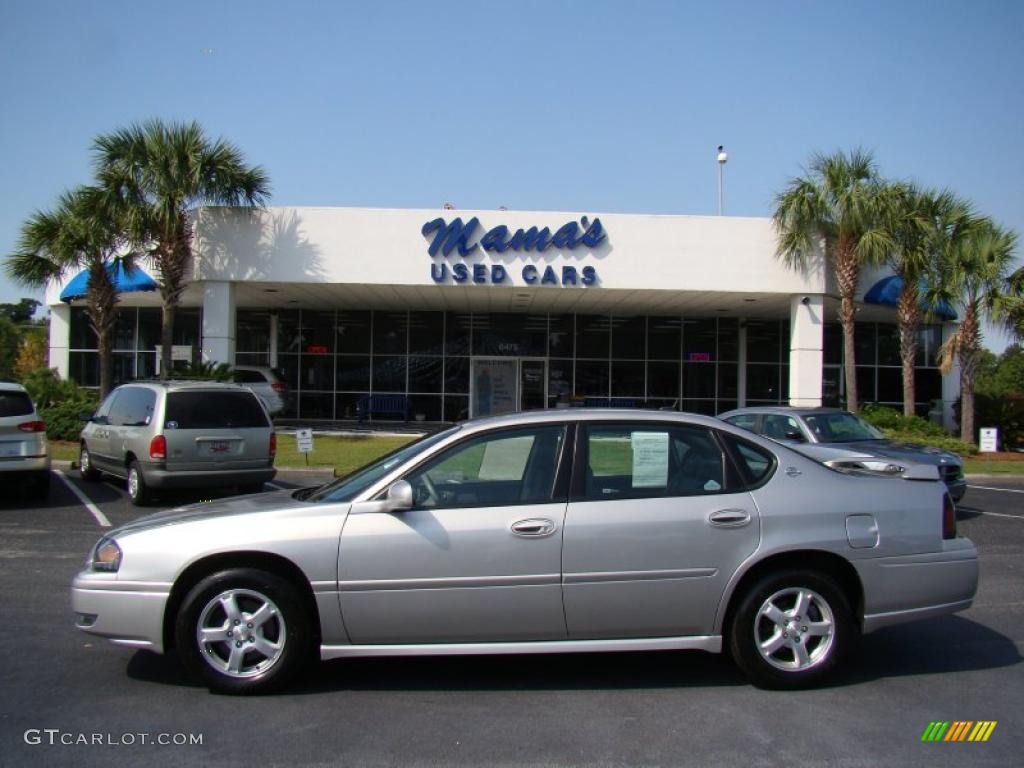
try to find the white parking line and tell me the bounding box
[968,484,1024,494]
[55,471,111,528]
[976,510,1024,520]
[266,481,288,490]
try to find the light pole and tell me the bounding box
[717,145,728,215]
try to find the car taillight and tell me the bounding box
[271,382,286,393]
[269,432,277,459]
[149,435,167,460]
[942,492,957,540]
[18,421,46,433]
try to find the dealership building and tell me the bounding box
[45,206,960,426]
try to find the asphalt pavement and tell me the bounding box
[0,471,1021,768]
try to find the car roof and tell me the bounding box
[0,381,29,393]
[719,406,850,418]
[456,408,735,436]
[116,380,259,393]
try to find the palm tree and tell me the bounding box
[933,219,1019,443]
[93,119,269,378]
[773,149,895,413]
[888,187,975,417]
[6,186,131,398]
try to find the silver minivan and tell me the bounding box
[79,381,276,505]
[0,381,51,499]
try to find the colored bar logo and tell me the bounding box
[921,721,997,742]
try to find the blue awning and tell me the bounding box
[863,275,957,321]
[60,259,158,303]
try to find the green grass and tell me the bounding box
[963,459,1024,475]
[47,434,418,476]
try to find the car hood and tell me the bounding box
[110,489,319,537]
[820,439,961,466]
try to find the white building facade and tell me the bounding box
[45,206,959,425]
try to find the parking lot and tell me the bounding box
[0,470,1021,767]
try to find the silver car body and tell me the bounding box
[73,409,978,664]
[0,382,50,477]
[231,366,288,416]
[79,381,276,492]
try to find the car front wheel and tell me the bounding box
[175,568,312,695]
[728,569,855,689]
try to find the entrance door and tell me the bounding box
[470,358,519,418]
[520,359,547,411]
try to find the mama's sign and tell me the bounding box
[421,216,604,286]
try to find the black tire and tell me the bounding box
[29,471,51,501]
[728,569,856,690]
[238,482,265,495]
[175,568,312,695]
[79,444,101,481]
[126,460,151,506]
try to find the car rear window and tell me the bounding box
[165,391,269,429]
[0,391,34,417]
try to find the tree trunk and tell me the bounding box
[832,239,861,413]
[958,305,981,445]
[86,262,119,399]
[897,282,921,418]
[160,301,176,380]
[97,326,113,399]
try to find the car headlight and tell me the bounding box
[90,537,122,572]
[825,459,905,474]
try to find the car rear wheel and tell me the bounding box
[728,569,855,689]
[126,460,151,506]
[175,568,312,695]
[79,445,101,481]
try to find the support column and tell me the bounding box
[788,295,824,407]
[200,281,236,365]
[48,304,70,379]
[940,321,961,431]
[269,312,279,368]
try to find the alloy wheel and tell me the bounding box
[754,587,835,672]
[195,589,287,678]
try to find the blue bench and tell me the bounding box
[356,394,411,422]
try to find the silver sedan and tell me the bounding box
[72,410,978,694]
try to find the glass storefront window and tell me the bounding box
[574,360,609,398]
[611,316,645,360]
[746,364,781,401]
[647,317,681,360]
[877,367,901,403]
[823,323,842,365]
[409,312,444,356]
[372,356,406,392]
[236,310,272,353]
[683,319,717,360]
[445,313,472,356]
[746,320,781,363]
[548,315,574,357]
[683,362,715,398]
[337,311,371,354]
[277,310,302,355]
[576,315,610,359]
[856,366,875,403]
[408,356,443,393]
[647,361,680,398]
[611,360,644,396]
[301,310,336,354]
[472,313,546,356]
[300,354,334,391]
[877,324,900,366]
[337,356,371,391]
[855,324,876,365]
[718,318,739,361]
[444,357,469,394]
[548,359,573,406]
[373,312,407,355]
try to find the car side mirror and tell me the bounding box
[784,430,805,442]
[350,480,414,514]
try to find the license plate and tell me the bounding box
[203,440,234,456]
[0,443,22,457]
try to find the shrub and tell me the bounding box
[21,368,98,441]
[877,429,977,457]
[860,404,950,438]
[968,394,1024,451]
[172,360,233,381]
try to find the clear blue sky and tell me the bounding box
[2,0,1021,345]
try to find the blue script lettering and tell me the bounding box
[422,217,480,257]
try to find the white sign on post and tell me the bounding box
[296,428,314,454]
[979,428,998,453]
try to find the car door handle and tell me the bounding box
[708,509,752,528]
[510,519,557,538]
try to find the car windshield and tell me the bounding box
[803,412,884,443]
[305,426,460,504]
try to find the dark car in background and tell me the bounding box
[718,406,967,502]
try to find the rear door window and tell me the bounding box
[165,391,269,429]
[109,387,156,427]
[0,391,33,417]
[580,424,727,500]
